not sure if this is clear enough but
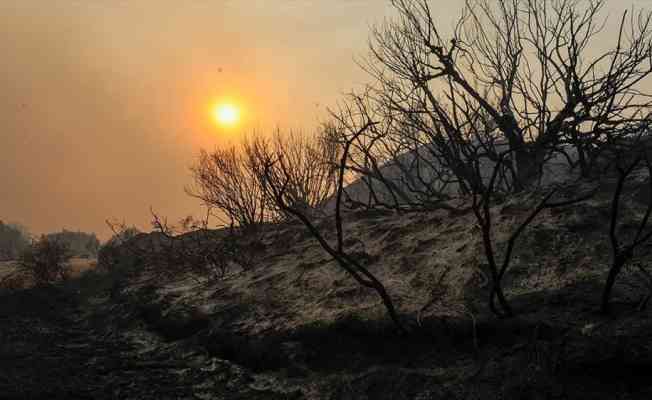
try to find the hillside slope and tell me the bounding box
[114,187,652,399]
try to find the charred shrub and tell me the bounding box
[18,236,72,286]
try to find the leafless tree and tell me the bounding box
[188,146,271,228]
[189,130,340,228]
[243,130,340,219]
[101,211,256,295]
[99,220,143,273]
[472,152,596,317]
[363,0,652,191]
[322,89,476,215]
[18,236,72,286]
[601,135,652,313]
[321,0,652,318]
[147,210,254,280]
[252,120,409,334]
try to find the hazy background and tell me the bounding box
[0,0,646,240]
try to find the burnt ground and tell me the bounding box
[2,269,652,400]
[4,198,652,399]
[0,274,300,400]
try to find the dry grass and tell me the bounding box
[124,192,652,342]
[110,197,652,399]
[0,261,17,279]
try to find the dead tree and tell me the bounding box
[146,210,255,280]
[325,91,462,212]
[243,130,340,219]
[328,0,652,318]
[188,147,272,228]
[472,151,596,317]
[18,236,72,285]
[189,129,340,229]
[253,120,409,334]
[103,210,255,288]
[330,0,652,205]
[601,139,652,313]
[366,0,652,188]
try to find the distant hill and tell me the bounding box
[324,142,580,211]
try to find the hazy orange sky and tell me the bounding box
[0,1,647,240]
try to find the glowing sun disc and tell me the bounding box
[214,103,240,126]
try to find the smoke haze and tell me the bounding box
[1,0,645,239]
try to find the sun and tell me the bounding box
[213,103,240,127]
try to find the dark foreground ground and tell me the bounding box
[0,274,303,400]
[5,200,652,399]
[2,269,652,400]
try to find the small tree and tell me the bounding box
[601,134,652,313]
[189,130,340,229]
[251,121,409,334]
[244,130,340,219]
[147,211,254,280]
[19,236,72,286]
[97,222,141,273]
[471,154,596,317]
[188,146,271,228]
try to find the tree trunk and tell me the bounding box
[373,282,408,335]
[514,146,547,190]
[490,283,514,318]
[601,257,626,314]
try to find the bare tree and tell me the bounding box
[147,210,254,280]
[320,0,652,318]
[18,236,72,286]
[323,91,466,213]
[189,130,340,229]
[472,152,596,317]
[252,120,409,334]
[364,0,652,189]
[103,211,255,284]
[601,135,652,313]
[98,220,142,273]
[243,130,340,219]
[188,146,271,228]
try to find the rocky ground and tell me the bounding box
[3,192,652,399]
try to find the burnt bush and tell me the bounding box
[97,226,141,274]
[18,236,72,286]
